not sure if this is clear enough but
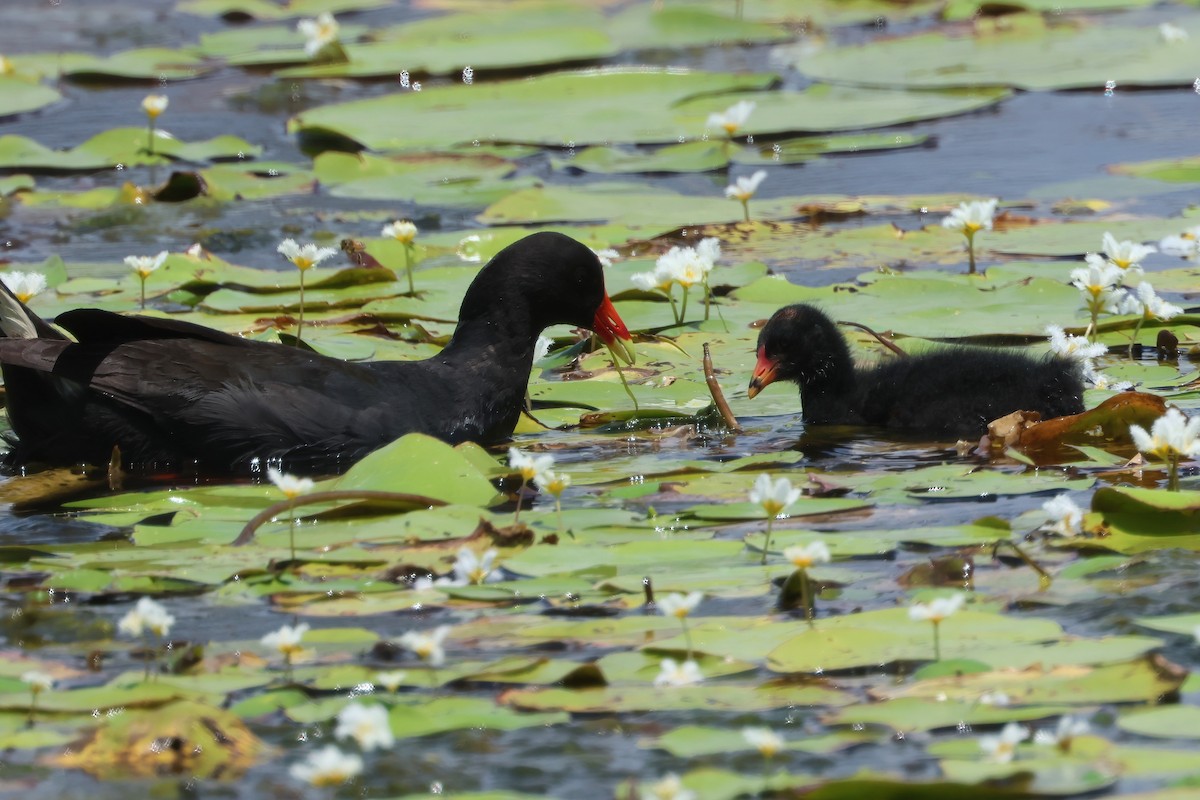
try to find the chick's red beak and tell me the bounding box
[593,293,636,364]
[747,347,778,399]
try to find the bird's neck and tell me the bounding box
[798,350,857,424]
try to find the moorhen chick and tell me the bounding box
[0,232,634,474]
[746,304,1084,436]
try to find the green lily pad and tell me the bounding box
[0,75,61,117]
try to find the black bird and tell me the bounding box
[746,304,1084,436]
[0,232,634,474]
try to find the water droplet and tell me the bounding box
[1194,77,1200,94]
[430,782,444,794]
[399,70,410,88]
[115,163,124,171]
[412,81,422,92]
[1104,79,1116,97]
[236,151,245,159]
[462,65,474,84]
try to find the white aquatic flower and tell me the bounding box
[453,547,501,585]
[267,466,315,499]
[1159,227,1200,259]
[1041,494,1083,538]
[508,447,555,483]
[289,744,363,787]
[656,591,702,620]
[21,671,54,693]
[1,271,48,303]
[631,262,674,292]
[979,722,1029,763]
[706,100,755,136]
[591,247,619,268]
[398,625,451,667]
[941,199,997,234]
[374,670,406,692]
[908,592,966,623]
[724,170,768,201]
[1102,232,1155,272]
[749,473,801,518]
[642,773,696,800]
[533,470,571,497]
[261,622,309,657]
[141,94,168,119]
[118,597,175,638]
[783,540,831,569]
[1118,282,1183,321]
[381,220,418,244]
[1070,260,1122,308]
[656,245,714,289]
[533,335,554,361]
[298,11,340,57]
[1046,325,1107,362]
[124,251,168,278]
[695,237,721,264]
[654,658,703,687]
[1129,408,1200,463]
[277,239,338,271]
[334,703,395,751]
[1160,22,1189,43]
[1034,715,1090,750]
[741,727,785,757]
[1089,373,1133,392]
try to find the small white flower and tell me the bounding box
[334,703,395,751]
[21,671,54,693]
[642,773,696,800]
[979,722,1029,763]
[1159,227,1200,260]
[267,466,315,499]
[655,245,714,289]
[533,470,571,497]
[1118,282,1183,321]
[1129,408,1200,463]
[978,691,1010,706]
[741,726,784,757]
[453,547,501,585]
[783,541,831,569]
[1070,259,1123,308]
[508,447,555,483]
[1033,715,1089,750]
[1089,373,1133,392]
[1046,325,1107,363]
[277,239,338,271]
[1160,22,1188,43]
[656,591,702,620]
[261,622,309,657]
[374,670,407,692]
[1,271,48,303]
[908,592,966,623]
[706,100,755,136]
[397,625,451,667]
[1102,232,1155,272]
[631,264,674,293]
[141,94,168,119]
[591,248,619,268]
[724,170,768,202]
[288,744,363,787]
[1041,494,1083,538]
[749,473,800,518]
[118,597,175,638]
[942,199,997,235]
[695,238,721,264]
[654,657,703,687]
[381,220,418,244]
[124,251,168,279]
[297,11,340,57]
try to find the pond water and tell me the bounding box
[2,0,1200,798]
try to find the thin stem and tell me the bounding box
[932,620,942,661]
[139,274,147,310]
[27,693,38,727]
[665,287,680,325]
[555,497,564,533]
[287,498,297,562]
[611,351,640,411]
[283,652,293,683]
[296,269,306,344]
[800,568,813,627]
[760,517,774,565]
[1168,454,1180,492]
[404,244,414,294]
[513,477,527,524]
[965,231,977,275]
[680,618,693,661]
[1129,314,1146,359]
[146,121,155,156]
[143,633,151,680]
[678,285,689,326]
[741,199,750,223]
[703,277,711,321]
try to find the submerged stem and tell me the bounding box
[760,517,774,565]
[296,269,306,344]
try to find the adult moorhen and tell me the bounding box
[746,304,1084,436]
[0,232,634,474]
